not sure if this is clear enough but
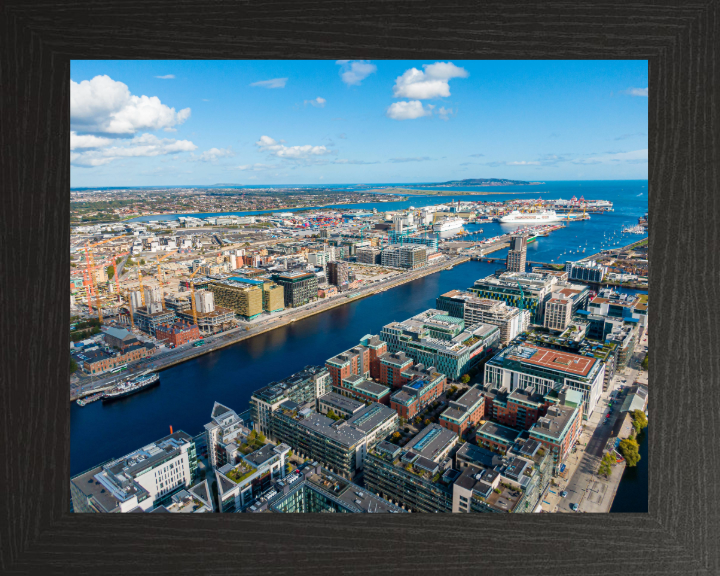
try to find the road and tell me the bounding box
[543,327,648,513]
[71,253,469,401]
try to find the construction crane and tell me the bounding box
[155,250,178,309]
[118,287,136,330]
[80,235,128,319]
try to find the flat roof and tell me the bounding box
[318,392,364,413]
[507,344,597,377]
[346,403,396,434]
[404,424,456,462]
[478,421,521,444]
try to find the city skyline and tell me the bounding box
[70,60,648,187]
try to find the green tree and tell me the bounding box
[631,410,648,434]
[256,433,266,444]
[106,265,115,280]
[139,259,146,265]
[424,418,431,426]
[248,430,257,441]
[70,357,78,374]
[598,452,616,477]
[641,353,648,371]
[618,438,641,467]
[460,374,470,384]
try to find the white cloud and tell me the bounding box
[334,159,379,165]
[388,157,433,163]
[233,163,276,171]
[437,106,454,121]
[70,75,191,135]
[70,133,197,167]
[624,87,648,97]
[392,62,468,99]
[304,97,326,108]
[250,78,288,89]
[192,147,235,162]
[336,60,377,86]
[155,74,175,79]
[70,131,113,150]
[386,100,433,120]
[255,135,332,159]
[506,160,541,166]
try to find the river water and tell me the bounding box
[73,180,648,510]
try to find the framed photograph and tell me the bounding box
[2,1,715,574]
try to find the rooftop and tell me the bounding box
[318,392,364,413]
[404,424,457,462]
[503,344,598,377]
[477,421,521,444]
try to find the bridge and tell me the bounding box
[470,255,560,268]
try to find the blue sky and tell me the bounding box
[70,60,648,187]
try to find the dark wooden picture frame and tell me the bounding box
[1,1,716,574]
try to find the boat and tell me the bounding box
[76,392,105,406]
[102,371,160,402]
[498,210,565,224]
[433,218,465,233]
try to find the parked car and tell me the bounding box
[570,503,579,511]
[560,491,568,498]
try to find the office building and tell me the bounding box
[250,366,331,437]
[378,351,414,388]
[327,261,349,287]
[506,234,527,273]
[356,247,382,264]
[565,260,607,283]
[484,343,604,419]
[380,309,501,381]
[482,386,548,431]
[364,425,461,513]
[272,271,318,308]
[208,279,263,321]
[194,290,214,314]
[262,282,285,313]
[270,402,398,479]
[469,271,556,324]
[71,431,197,513]
[245,461,406,513]
[436,290,531,345]
[381,244,427,270]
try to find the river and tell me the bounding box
[72,180,649,510]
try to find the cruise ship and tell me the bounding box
[433,218,465,233]
[102,371,160,402]
[498,210,565,224]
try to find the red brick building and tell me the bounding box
[483,387,549,430]
[379,352,413,388]
[156,321,200,347]
[359,335,387,380]
[326,345,370,387]
[390,371,446,420]
[439,386,486,435]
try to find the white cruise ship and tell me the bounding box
[498,210,564,224]
[433,218,465,232]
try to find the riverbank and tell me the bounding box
[70,255,470,402]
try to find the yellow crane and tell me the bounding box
[119,287,136,330]
[155,250,178,309]
[80,235,128,320]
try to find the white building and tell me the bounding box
[70,431,197,513]
[204,402,253,469]
[195,290,215,313]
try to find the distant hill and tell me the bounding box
[436,178,543,186]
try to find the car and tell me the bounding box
[560,491,568,498]
[570,503,579,511]
[606,414,611,418]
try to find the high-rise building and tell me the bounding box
[436,290,531,345]
[356,247,382,265]
[565,260,607,282]
[194,289,215,314]
[470,272,556,324]
[506,235,527,272]
[327,260,349,287]
[272,271,319,308]
[204,401,253,469]
[381,245,427,269]
[544,296,573,331]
